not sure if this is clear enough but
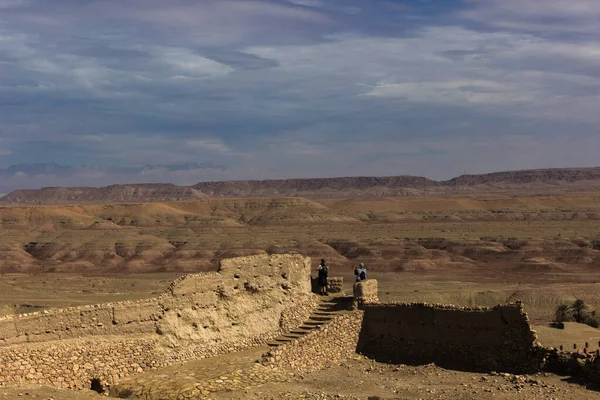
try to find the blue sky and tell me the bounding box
[0,0,599,190]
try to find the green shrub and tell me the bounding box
[584,316,599,328]
[554,304,571,323]
[571,299,588,323]
[554,300,599,328]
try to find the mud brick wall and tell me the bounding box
[0,254,320,390]
[262,311,364,373]
[358,302,545,374]
[0,254,313,348]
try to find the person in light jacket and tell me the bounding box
[354,262,367,282]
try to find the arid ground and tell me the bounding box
[2,192,600,398]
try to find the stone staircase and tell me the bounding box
[109,296,351,400]
[266,296,351,348]
[108,295,353,399]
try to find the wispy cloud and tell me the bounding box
[462,0,600,35]
[0,0,599,190]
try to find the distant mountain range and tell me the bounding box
[2,166,600,204]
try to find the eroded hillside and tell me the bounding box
[1,194,600,274]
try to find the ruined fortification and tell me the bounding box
[0,254,317,389]
[3,258,598,395]
[263,280,544,375]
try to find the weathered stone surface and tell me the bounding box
[353,280,378,305]
[358,301,545,374]
[0,254,318,391]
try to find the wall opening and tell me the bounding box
[90,378,104,394]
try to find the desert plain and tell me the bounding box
[1,188,600,398]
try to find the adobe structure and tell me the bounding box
[0,254,318,390]
[0,254,599,395]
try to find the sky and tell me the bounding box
[0,0,599,191]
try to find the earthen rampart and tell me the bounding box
[0,254,318,390]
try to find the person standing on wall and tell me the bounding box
[354,262,367,282]
[317,258,329,296]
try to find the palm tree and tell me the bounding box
[570,299,588,323]
[554,303,571,322]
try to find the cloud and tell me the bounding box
[245,27,600,124]
[185,138,238,155]
[0,162,227,192]
[461,0,600,35]
[0,0,599,191]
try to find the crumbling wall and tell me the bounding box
[358,302,545,374]
[0,254,317,389]
[544,348,600,385]
[157,254,314,347]
[262,311,364,372]
[0,297,163,346]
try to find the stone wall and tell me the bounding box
[353,279,379,305]
[358,302,545,374]
[262,311,363,372]
[0,272,553,390]
[261,295,545,377]
[544,348,600,385]
[0,254,319,390]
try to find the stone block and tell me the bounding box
[353,279,379,305]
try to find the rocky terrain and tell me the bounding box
[3,167,600,204]
[1,354,598,399]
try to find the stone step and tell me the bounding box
[266,338,293,346]
[309,316,334,322]
[298,325,319,331]
[265,299,342,349]
[303,321,324,326]
[281,333,305,339]
[312,310,337,314]
[290,328,313,334]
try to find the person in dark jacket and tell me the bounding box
[354,262,367,282]
[316,258,328,296]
